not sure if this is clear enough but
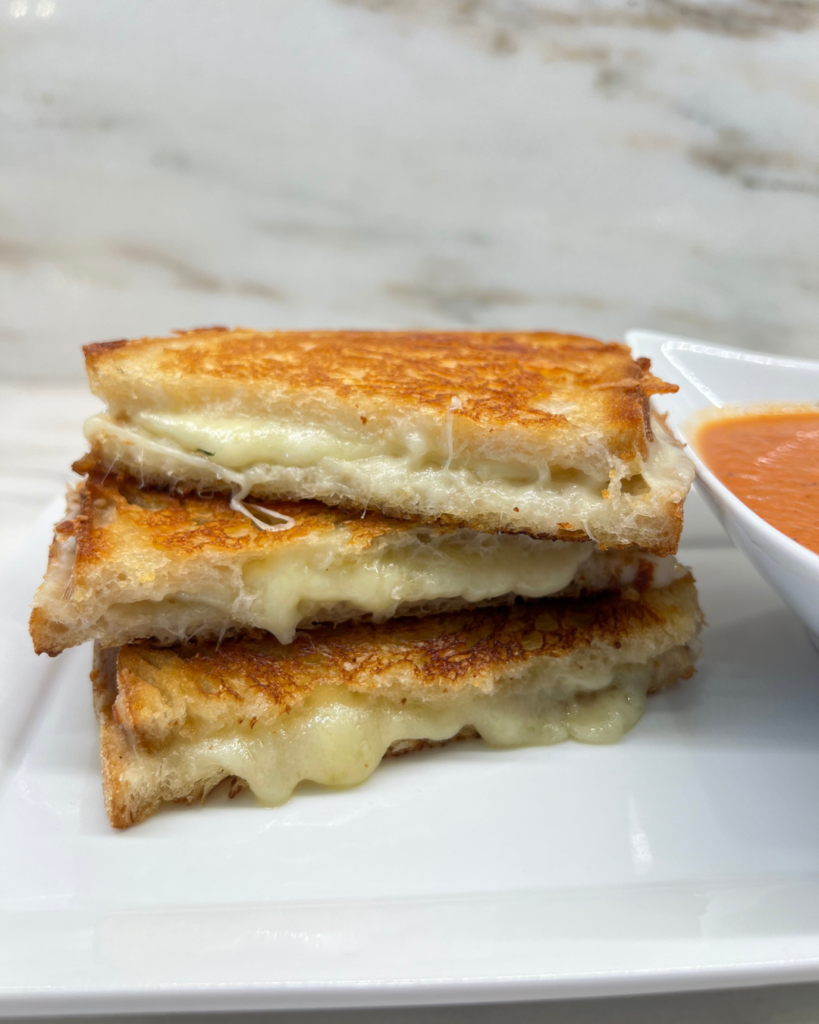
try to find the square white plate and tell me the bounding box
[3,491,819,1014]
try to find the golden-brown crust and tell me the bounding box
[171,476,439,546]
[69,454,606,545]
[79,329,693,552]
[93,574,701,828]
[110,574,700,750]
[29,474,438,656]
[69,471,427,566]
[83,328,676,463]
[35,470,673,657]
[92,650,153,828]
[57,469,596,574]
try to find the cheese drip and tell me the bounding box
[91,410,610,500]
[81,409,692,557]
[91,534,594,644]
[122,660,659,807]
[238,532,594,642]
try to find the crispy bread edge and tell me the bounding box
[73,445,685,555]
[93,638,699,830]
[94,647,234,829]
[29,482,87,656]
[92,646,148,829]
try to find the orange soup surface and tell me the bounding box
[697,411,819,555]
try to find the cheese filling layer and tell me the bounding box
[74,535,677,646]
[237,531,595,642]
[82,534,599,645]
[39,498,678,650]
[83,412,691,531]
[124,658,665,807]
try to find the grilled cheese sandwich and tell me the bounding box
[79,329,694,554]
[31,474,683,654]
[94,574,702,828]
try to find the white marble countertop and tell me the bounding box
[2,1,819,1019]
[1,0,818,387]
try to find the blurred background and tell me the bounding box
[3,0,819,381]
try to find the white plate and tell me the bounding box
[628,330,819,649]
[4,491,819,1014]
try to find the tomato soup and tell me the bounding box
[697,409,819,555]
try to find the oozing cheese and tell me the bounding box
[83,412,692,545]
[126,408,686,491]
[122,408,608,502]
[88,533,596,645]
[125,659,659,807]
[134,411,386,468]
[239,532,595,642]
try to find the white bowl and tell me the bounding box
[627,329,819,651]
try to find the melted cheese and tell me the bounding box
[84,412,692,538]
[239,532,594,642]
[129,407,603,495]
[132,409,555,481]
[126,661,655,806]
[92,534,594,645]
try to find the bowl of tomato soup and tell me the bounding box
[696,409,819,557]
[627,330,819,651]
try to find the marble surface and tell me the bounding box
[2,3,819,1020]
[1,0,818,384]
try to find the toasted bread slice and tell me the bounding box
[92,575,702,828]
[80,329,693,553]
[31,473,685,655]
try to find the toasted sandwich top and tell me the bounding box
[85,327,675,463]
[81,328,692,550]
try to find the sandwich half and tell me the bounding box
[31,472,686,654]
[93,574,702,828]
[79,328,694,554]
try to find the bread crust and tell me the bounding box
[93,575,702,828]
[31,473,681,656]
[74,441,687,556]
[79,329,691,548]
[84,328,675,462]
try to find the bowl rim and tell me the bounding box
[627,329,819,574]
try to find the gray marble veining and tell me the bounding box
[0,0,818,380]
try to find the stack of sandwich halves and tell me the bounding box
[30,329,702,828]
